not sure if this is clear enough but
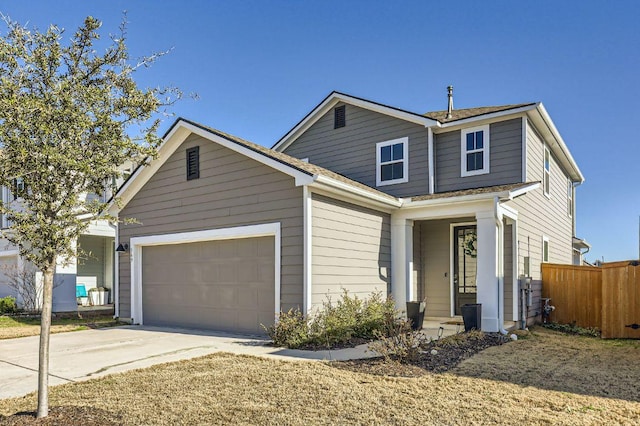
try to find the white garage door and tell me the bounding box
[141,236,275,334]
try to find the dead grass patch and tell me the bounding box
[451,326,640,401]
[1,327,639,425]
[0,315,121,340]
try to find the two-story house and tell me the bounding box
[0,177,125,312]
[109,90,586,334]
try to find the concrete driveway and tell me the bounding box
[0,325,372,400]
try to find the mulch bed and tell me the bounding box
[0,406,123,425]
[334,332,511,377]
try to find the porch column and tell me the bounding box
[475,211,501,332]
[391,218,414,312]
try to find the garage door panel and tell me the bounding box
[142,236,275,334]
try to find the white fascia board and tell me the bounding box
[506,182,540,199]
[435,105,538,131]
[311,175,402,209]
[273,92,438,152]
[108,120,314,215]
[394,198,494,222]
[402,191,514,210]
[528,104,584,183]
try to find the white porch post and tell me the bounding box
[391,217,413,312]
[475,211,501,332]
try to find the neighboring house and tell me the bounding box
[0,169,133,311]
[109,91,587,334]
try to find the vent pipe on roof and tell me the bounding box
[446,85,454,119]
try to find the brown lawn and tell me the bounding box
[0,327,638,425]
[0,315,121,340]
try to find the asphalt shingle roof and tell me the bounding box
[424,103,536,123]
[410,182,538,202]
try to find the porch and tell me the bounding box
[390,190,524,332]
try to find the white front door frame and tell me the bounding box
[129,222,281,325]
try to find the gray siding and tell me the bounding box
[283,103,430,197]
[77,235,105,288]
[505,119,573,322]
[311,194,390,309]
[118,133,304,319]
[435,118,523,192]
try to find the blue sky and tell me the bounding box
[1,1,639,262]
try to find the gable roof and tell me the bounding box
[424,103,536,123]
[108,118,400,215]
[409,182,539,203]
[272,91,439,152]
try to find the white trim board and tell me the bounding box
[129,222,281,325]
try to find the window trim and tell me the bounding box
[542,235,550,263]
[186,146,200,181]
[460,124,490,177]
[376,137,409,187]
[543,145,551,198]
[567,178,573,218]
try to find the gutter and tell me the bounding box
[310,175,403,209]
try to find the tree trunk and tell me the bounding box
[36,265,54,418]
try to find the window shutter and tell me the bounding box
[334,105,346,129]
[186,146,200,180]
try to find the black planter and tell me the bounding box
[406,301,426,330]
[461,303,482,332]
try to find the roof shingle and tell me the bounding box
[424,103,536,123]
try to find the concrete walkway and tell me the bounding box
[0,325,376,400]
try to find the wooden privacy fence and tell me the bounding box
[542,261,640,339]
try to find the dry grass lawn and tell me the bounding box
[0,327,638,425]
[0,315,120,340]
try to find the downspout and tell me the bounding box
[494,197,506,334]
[427,127,435,194]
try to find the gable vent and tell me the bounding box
[186,146,200,180]
[334,105,346,129]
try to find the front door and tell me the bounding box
[453,225,477,315]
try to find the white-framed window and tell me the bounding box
[460,124,490,177]
[567,178,573,217]
[543,145,551,197]
[542,235,550,263]
[376,137,408,186]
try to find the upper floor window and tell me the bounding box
[460,124,490,177]
[376,137,408,186]
[186,146,200,181]
[567,178,573,217]
[334,105,346,129]
[12,178,24,201]
[543,145,551,197]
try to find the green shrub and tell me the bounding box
[264,290,401,349]
[264,308,310,349]
[542,322,600,337]
[0,296,17,314]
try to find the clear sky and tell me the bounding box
[1,1,639,262]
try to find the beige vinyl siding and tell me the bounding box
[420,219,472,317]
[505,119,573,321]
[118,133,304,319]
[434,118,523,192]
[504,224,513,321]
[310,194,390,310]
[283,103,429,197]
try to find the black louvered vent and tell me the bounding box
[186,146,200,180]
[334,105,346,129]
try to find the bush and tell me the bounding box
[542,322,600,337]
[368,319,428,363]
[0,296,18,314]
[264,291,400,349]
[265,308,310,349]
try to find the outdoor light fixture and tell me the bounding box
[115,243,129,253]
